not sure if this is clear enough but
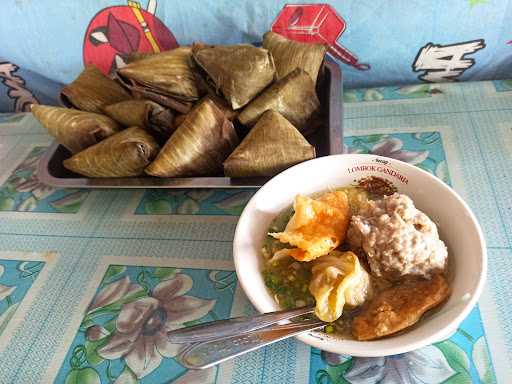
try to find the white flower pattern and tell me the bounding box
[93,274,215,378]
[342,346,456,384]
[370,138,429,165]
[345,138,429,165]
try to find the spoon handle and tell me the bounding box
[177,319,324,369]
[167,305,315,344]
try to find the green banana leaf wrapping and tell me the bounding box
[103,99,175,141]
[147,109,176,140]
[237,68,320,131]
[262,31,327,85]
[63,127,160,177]
[125,52,155,64]
[60,65,131,114]
[192,44,276,110]
[31,105,121,154]
[117,47,201,111]
[191,69,239,120]
[146,98,239,177]
[173,113,187,127]
[129,87,193,114]
[224,110,315,177]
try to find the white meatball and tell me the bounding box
[347,193,447,281]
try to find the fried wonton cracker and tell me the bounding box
[269,191,351,262]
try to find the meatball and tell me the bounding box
[347,193,447,281]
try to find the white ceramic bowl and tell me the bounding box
[233,154,486,356]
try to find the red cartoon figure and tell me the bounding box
[83,0,178,74]
[272,4,370,70]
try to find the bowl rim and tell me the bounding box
[233,154,487,356]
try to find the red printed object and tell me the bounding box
[272,4,370,70]
[83,2,178,75]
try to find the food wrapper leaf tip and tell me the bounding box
[193,44,276,110]
[60,65,131,113]
[224,110,315,178]
[146,99,238,177]
[238,68,320,131]
[263,31,327,85]
[31,105,121,154]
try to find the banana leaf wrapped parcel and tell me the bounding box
[104,99,175,141]
[45,31,333,182]
[31,105,121,154]
[190,65,240,121]
[117,47,201,113]
[125,52,155,64]
[60,65,131,114]
[146,98,239,177]
[224,110,315,177]
[63,127,160,177]
[238,68,319,131]
[173,113,188,127]
[192,43,276,110]
[262,31,327,85]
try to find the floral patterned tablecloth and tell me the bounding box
[0,80,511,383]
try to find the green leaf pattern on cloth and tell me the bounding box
[0,146,89,213]
[0,259,45,336]
[0,303,19,335]
[151,267,176,280]
[136,189,255,216]
[344,84,436,103]
[435,340,472,383]
[101,266,126,285]
[492,79,512,92]
[472,337,496,384]
[64,367,101,384]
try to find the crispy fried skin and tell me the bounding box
[269,191,351,262]
[352,274,450,341]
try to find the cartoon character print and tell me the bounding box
[272,4,370,70]
[412,39,486,82]
[83,0,178,75]
[0,62,39,112]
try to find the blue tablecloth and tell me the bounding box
[0,79,511,383]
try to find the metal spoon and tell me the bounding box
[166,306,324,369]
[167,305,315,344]
[177,318,324,369]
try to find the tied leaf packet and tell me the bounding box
[64,127,160,177]
[60,65,131,114]
[146,98,239,177]
[31,105,121,154]
[238,68,320,132]
[224,110,315,177]
[104,99,175,142]
[117,47,202,113]
[192,43,276,110]
[263,31,327,85]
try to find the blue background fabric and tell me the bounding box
[1,0,512,112]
